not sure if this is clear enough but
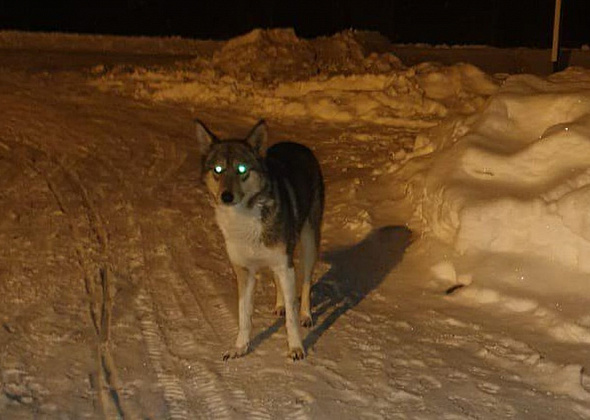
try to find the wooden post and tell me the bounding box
[551,0,562,72]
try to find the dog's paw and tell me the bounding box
[273,306,285,317]
[222,345,249,361]
[288,347,306,361]
[300,314,313,328]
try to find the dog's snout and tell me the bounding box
[221,191,234,204]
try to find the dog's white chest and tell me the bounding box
[215,206,283,268]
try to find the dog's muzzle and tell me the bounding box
[221,191,235,205]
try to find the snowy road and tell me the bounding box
[0,38,589,419]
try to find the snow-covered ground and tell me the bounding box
[1,29,590,419]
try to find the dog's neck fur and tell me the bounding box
[215,202,264,244]
[214,195,284,269]
[214,189,279,247]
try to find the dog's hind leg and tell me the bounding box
[224,265,256,360]
[272,264,305,360]
[298,219,317,328]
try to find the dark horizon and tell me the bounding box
[1,0,588,48]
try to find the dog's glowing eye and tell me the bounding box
[213,165,224,174]
[236,164,248,175]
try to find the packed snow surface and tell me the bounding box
[0,29,589,419]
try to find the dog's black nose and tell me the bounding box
[221,191,234,204]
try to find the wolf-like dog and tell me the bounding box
[196,119,324,360]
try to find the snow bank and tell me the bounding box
[95,29,498,126]
[416,67,590,275]
[410,70,590,400]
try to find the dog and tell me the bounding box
[196,119,324,360]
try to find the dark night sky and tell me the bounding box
[0,1,588,48]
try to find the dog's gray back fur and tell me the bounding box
[264,141,324,264]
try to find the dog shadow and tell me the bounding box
[249,225,412,354]
[304,225,412,349]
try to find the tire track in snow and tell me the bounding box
[54,175,131,419]
[284,404,311,420]
[114,210,195,419]
[69,128,205,419]
[87,136,237,419]
[137,223,234,419]
[169,239,238,347]
[82,183,219,418]
[167,232,272,412]
[135,288,192,420]
[154,215,272,419]
[19,144,134,419]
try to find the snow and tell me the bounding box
[1,28,590,419]
[412,68,590,298]
[95,30,497,127]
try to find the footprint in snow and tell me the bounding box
[477,381,501,394]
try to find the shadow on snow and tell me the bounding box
[304,225,412,350]
[250,225,412,353]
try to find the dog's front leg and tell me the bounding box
[223,265,256,360]
[272,275,285,317]
[273,264,305,360]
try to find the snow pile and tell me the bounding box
[414,62,499,114]
[141,69,452,126]
[401,67,590,404]
[212,28,403,82]
[416,67,590,274]
[95,29,498,126]
[211,28,316,81]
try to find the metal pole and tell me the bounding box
[551,0,562,72]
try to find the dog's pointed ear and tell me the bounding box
[245,120,268,154]
[195,119,218,155]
